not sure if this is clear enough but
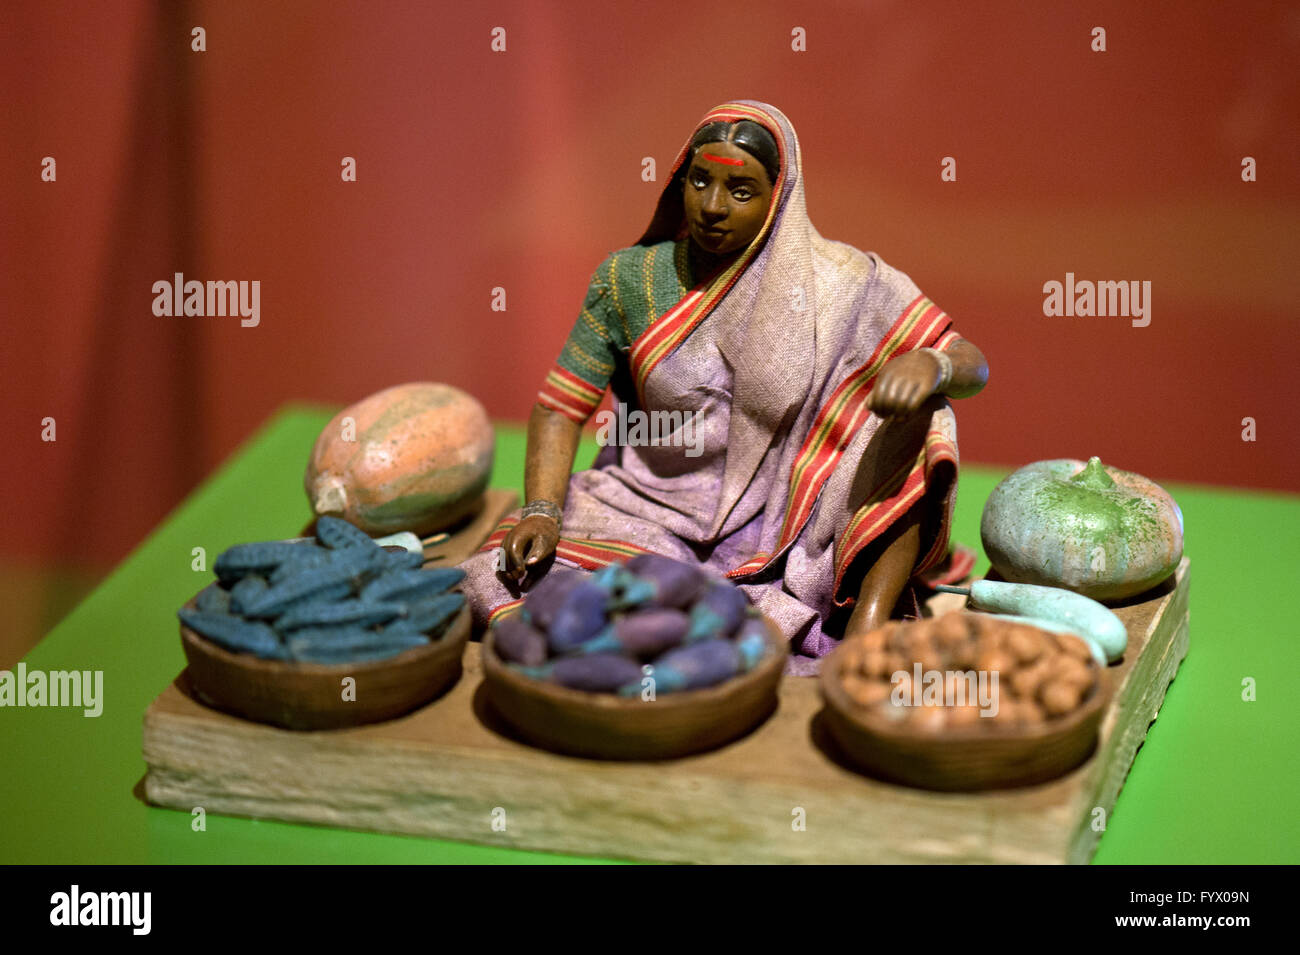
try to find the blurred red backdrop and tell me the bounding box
[2,0,1298,654]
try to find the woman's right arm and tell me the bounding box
[504,252,622,579]
[503,403,583,578]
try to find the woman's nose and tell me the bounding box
[703,186,728,219]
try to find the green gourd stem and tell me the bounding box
[1070,455,1116,491]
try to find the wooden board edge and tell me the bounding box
[1065,558,1190,864]
[139,559,1191,865]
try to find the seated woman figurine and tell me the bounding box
[459,100,988,674]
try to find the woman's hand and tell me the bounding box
[867,350,943,417]
[502,514,560,580]
[502,403,584,581]
[867,339,989,417]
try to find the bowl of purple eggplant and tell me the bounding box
[481,554,787,760]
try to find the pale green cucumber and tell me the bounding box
[969,579,1126,663]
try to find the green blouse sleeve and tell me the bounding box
[536,253,627,423]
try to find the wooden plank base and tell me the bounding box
[142,559,1189,864]
[424,487,519,566]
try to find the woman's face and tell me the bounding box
[682,140,774,256]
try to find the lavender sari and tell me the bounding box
[460,102,967,674]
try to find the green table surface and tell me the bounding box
[3,405,1298,864]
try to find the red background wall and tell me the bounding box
[3,1,1298,654]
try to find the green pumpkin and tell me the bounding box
[980,457,1184,602]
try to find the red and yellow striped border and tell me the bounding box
[627,286,708,404]
[628,103,791,406]
[830,428,958,603]
[537,365,604,424]
[479,517,651,626]
[487,598,525,627]
[478,517,650,570]
[726,295,952,578]
[917,543,976,590]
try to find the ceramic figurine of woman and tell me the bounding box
[459,100,988,674]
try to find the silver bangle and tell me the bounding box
[521,499,562,526]
[919,347,953,392]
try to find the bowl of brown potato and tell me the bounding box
[820,611,1111,791]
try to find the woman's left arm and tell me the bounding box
[867,338,988,417]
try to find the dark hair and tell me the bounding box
[681,119,780,189]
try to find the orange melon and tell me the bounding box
[305,382,494,536]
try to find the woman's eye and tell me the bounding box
[732,189,753,201]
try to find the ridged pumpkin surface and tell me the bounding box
[305,382,494,536]
[980,457,1184,603]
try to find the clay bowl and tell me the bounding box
[179,593,470,731]
[480,617,787,760]
[820,627,1111,791]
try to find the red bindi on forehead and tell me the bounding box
[701,152,745,167]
